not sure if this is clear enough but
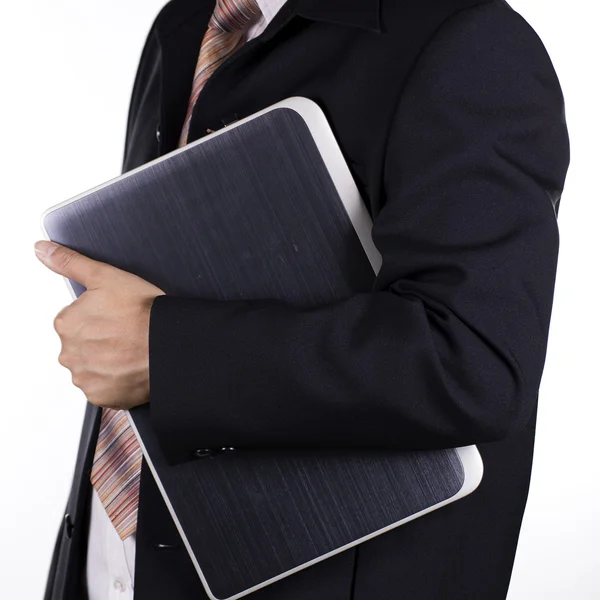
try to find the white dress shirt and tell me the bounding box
[85,1,289,598]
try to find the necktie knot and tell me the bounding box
[210,0,262,33]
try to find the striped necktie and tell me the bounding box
[89,0,263,541]
[178,0,262,147]
[90,408,142,540]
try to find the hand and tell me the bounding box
[34,240,166,410]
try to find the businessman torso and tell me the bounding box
[44,0,569,599]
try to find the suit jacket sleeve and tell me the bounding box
[146,2,570,463]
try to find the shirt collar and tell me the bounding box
[255,0,289,26]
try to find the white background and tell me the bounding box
[0,1,598,598]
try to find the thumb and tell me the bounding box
[34,241,108,289]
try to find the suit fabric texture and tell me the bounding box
[44,0,570,599]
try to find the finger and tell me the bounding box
[34,241,108,289]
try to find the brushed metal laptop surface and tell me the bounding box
[41,97,483,600]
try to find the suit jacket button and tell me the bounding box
[155,122,161,144]
[193,448,216,459]
[64,513,74,539]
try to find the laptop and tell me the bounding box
[40,96,483,600]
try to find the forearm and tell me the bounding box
[148,283,550,463]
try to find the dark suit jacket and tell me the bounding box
[44,0,570,598]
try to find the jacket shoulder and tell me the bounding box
[380,0,493,32]
[381,0,562,89]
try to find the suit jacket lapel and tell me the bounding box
[156,0,215,154]
[155,0,304,154]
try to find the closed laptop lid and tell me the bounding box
[41,97,483,600]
